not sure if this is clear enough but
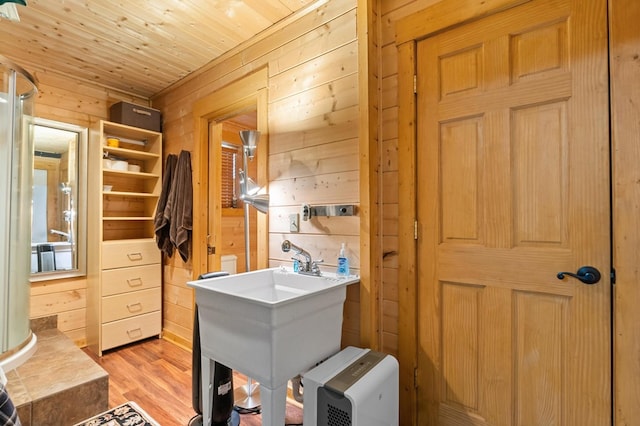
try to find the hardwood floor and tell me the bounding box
[84,337,303,426]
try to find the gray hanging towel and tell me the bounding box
[166,150,193,262]
[155,154,177,257]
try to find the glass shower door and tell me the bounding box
[0,57,37,368]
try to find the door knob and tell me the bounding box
[556,266,601,285]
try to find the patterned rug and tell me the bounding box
[73,401,160,426]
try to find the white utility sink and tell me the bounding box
[187,266,359,426]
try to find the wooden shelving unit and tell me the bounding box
[87,121,163,356]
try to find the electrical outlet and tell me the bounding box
[289,213,300,232]
[301,203,311,221]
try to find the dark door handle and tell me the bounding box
[557,266,601,285]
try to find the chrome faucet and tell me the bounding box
[281,240,323,276]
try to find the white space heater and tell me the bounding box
[302,346,399,426]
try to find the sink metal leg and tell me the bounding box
[201,356,214,426]
[259,383,287,426]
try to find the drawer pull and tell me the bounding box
[127,302,143,312]
[127,277,143,287]
[127,252,143,261]
[127,327,143,339]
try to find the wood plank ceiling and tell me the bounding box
[0,0,317,97]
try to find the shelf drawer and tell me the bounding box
[101,311,161,351]
[101,288,161,323]
[101,264,160,296]
[102,239,160,269]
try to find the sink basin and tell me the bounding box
[187,267,359,426]
[187,267,360,384]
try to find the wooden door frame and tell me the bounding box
[192,68,269,281]
[396,2,539,421]
[394,0,640,424]
[356,0,380,350]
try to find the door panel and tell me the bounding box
[415,0,610,425]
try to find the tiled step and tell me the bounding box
[4,327,108,426]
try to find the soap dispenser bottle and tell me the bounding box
[336,243,350,277]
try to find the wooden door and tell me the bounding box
[415,0,610,424]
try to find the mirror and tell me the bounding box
[30,118,87,281]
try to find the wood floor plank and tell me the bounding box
[83,337,303,426]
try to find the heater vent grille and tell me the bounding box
[318,386,352,426]
[327,404,351,426]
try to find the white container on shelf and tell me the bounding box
[111,160,128,171]
[127,164,141,173]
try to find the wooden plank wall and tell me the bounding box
[27,67,149,346]
[610,0,640,423]
[153,0,361,348]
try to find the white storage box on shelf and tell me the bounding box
[110,159,128,170]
